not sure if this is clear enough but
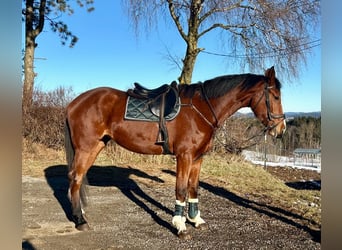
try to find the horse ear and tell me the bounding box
[265,66,275,85]
[265,66,275,78]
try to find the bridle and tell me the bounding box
[251,79,286,132]
[182,78,285,135]
[226,79,286,147]
[182,79,286,151]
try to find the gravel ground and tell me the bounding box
[22,165,320,249]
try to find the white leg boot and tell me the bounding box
[186,198,206,228]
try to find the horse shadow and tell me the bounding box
[285,180,321,190]
[44,165,175,234]
[162,169,321,243]
[22,240,36,250]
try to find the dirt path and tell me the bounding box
[22,165,320,249]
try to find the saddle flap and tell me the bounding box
[149,87,177,117]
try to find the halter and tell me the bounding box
[251,79,286,132]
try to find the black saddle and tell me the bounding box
[127,81,179,154]
[131,83,171,99]
[128,81,178,117]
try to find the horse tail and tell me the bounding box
[64,118,88,206]
[64,118,74,172]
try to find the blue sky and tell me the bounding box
[29,1,321,113]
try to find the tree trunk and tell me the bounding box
[178,43,200,84]
[23,37,36,112]
[178,0,203,84]
[23,0,46,112]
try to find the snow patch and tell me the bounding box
[242,150,321,172]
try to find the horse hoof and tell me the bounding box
[76,223,90,231]
[196,223,209,231]
[178,230,192,240]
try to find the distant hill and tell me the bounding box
[284,111,321,118]
[234,111,321,118]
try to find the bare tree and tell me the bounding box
[123,0,320,84]
[22,0,94,111]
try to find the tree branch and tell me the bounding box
[34,0,46,37]
[200,1,244,23]
[199,22,256,38]
[166,0,188,42]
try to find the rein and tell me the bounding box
[180,84,219,129]
[201,84,219,127]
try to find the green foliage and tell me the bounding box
[23,0,95,48]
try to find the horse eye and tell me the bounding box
[274,95,280,100]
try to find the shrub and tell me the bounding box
[22,86,75,149]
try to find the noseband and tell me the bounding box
[252,79,285,131]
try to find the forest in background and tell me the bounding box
[215,115,321,157]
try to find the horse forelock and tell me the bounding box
[179,74,277,99]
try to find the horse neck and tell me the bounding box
[210,86,257,126]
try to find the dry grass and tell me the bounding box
[22,139,320,231]
[22,138,66,177]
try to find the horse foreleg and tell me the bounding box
[172,153,192,239]
[186,158,207,230]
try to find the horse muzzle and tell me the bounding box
[268,119,286,138]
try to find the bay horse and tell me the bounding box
[64,66,286,239]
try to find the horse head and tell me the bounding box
[250,66,286,138]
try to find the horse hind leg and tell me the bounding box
[68,142,105,231]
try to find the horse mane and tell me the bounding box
[179,73,282,99]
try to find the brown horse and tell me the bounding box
[64,66,286,239]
